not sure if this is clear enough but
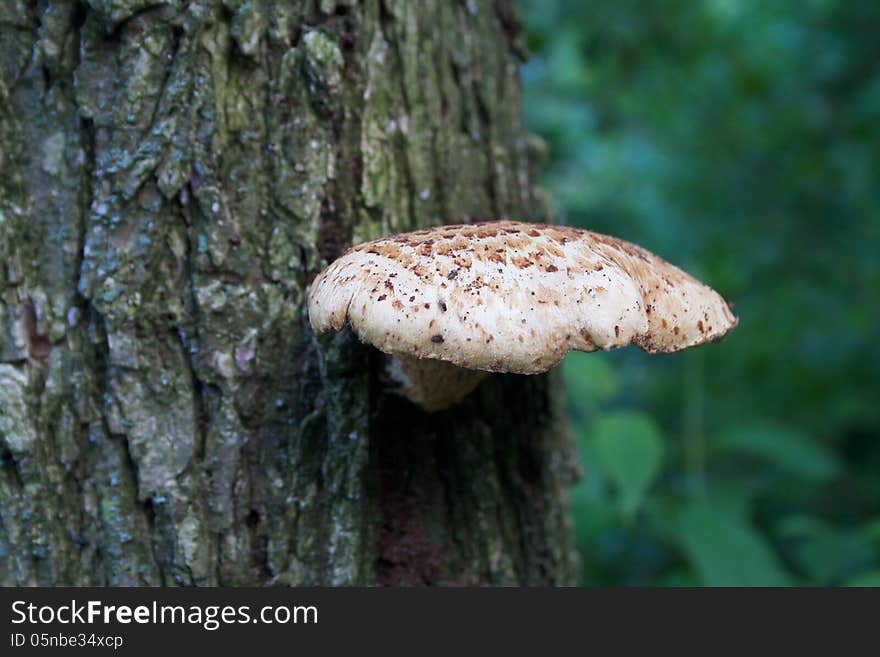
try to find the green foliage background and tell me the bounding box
[518,0,880,585]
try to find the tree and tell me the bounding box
[0,0,577,586]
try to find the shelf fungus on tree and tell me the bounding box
[307,221,738,411]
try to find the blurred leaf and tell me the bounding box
[520,0,880,585]
[570,498,617,549]
[676,504,791,586]
[716,422,841,480]
[863,518,880,545]
[777,514,876,584]
[592,412,665,517]
[658,569,700,587]
[563,352,620,410]
[570,419,610,497]
[847,571,880,587]
[795,532,875,585]
[777,514,830,539]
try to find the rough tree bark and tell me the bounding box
[0,0,579,586]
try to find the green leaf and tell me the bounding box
[676,504,791,586]
[716,422,840,480]
[562,352,621,409]
[569,420,610,498]
[776,514,832,539]
[570,500,617,551]
[592,412,665,517]
[777,515,876,584]
[658,569,701,587]
[862,517,880,545]
[848,571,880,587]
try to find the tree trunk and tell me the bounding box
[0,0,578,586]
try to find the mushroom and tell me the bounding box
[307,221,738,411]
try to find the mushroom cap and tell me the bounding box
[307,221,738,374]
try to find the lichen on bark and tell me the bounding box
[0,0,577,586]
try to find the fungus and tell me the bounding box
[307,221,738,411]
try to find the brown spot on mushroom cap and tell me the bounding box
[307,221,738,374]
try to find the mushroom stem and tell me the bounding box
[384,354,487,412]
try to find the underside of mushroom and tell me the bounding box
[308,221,738,411]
